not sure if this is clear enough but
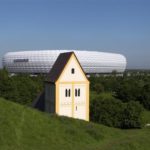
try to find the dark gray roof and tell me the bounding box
[46,52,73,83]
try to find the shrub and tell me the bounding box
[0,69,44,105]
[89,73,150,111]
[90,95,124,128]
[90,94,144,129]
[121,101,144,129]
[139,84,150,110]
[93,83,104,94]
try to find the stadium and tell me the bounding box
[2,50,127,74]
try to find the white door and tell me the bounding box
[59,84,72,117]
[73,84,86,120]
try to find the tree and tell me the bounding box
[90,96,124,128]
[121,101,143,129]
[93,83,104,94]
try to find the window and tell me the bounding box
[68,89,71,97]
[75,89,78,97]
[65,89,71,97]
[78,89,80,97]
[76,106,77,111]
[65,89,68,97]
[71,68,75,74]
[75,88,80,97]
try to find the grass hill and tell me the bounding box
[0,98,150,150]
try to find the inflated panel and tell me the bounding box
[2,50,127,74]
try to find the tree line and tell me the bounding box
[0,69,150,128]
[90,71,150,128]
[0,69,44,105]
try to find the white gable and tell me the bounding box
[58,54,88,82]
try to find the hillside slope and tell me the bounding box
[0,98,149,150]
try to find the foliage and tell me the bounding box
[140,84,150,110]
[93,83,104,94]
[121,101,144,129]
[90,93,144,128]
[0,69,150,129]
[141,110,150,125]
[0,69,44,105]
[90,95,124,128]
[89,72,150,110]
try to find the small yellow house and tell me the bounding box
[44,52,90,121]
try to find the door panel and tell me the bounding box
[73,84,86,120]
[59,84,72,117]
[58,83,87,120]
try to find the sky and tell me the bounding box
[0,0,150,69]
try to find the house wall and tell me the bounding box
[45,83,55,113]
[56,54,89,121]
[32,91,45,111]
[57,82,89,121]
[59,55,87,82]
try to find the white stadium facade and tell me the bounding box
[2,50,127,74]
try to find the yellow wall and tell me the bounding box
[55,53,89,121]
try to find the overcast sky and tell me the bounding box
[0,0,150,69]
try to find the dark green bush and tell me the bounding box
[93,83,104,94]
[89,73,150,110]
[90,96,124,128]
[139,84,150,110]
[90,95,143,129]
[121,101,144,129]
[0,69,44,105]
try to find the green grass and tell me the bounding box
[0,98,150,150]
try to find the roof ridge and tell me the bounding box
[46,52,73,83]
